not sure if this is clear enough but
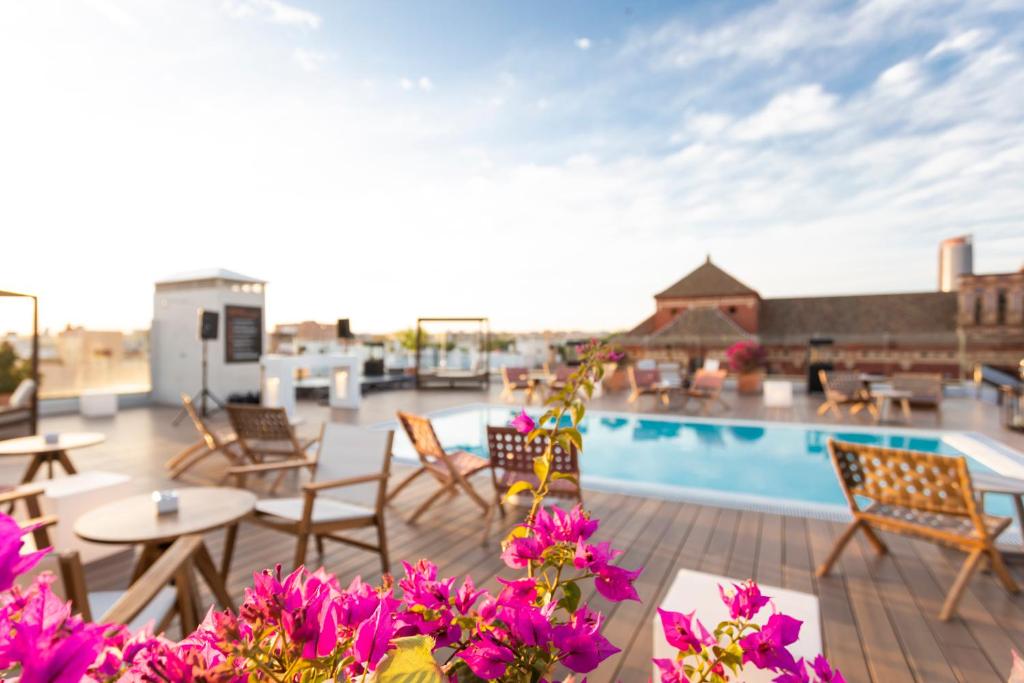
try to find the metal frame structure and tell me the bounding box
[0,290,39,436]
[413,317,490,389]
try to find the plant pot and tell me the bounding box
[737,372,763,395]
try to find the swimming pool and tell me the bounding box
[389,403,1024,520]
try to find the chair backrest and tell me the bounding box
[227,405,301,454]
[396,411,447,466]
[181,393,222,449]
[9,379,36,408]
[502,366,529,386]
[544,364,573,382]
[827,439,986,533]
[819,370,862,398]
[692,369,726,393]
[892,373,943,403]
[635,359,658,371]
[629,366,661,390]
[316,424,394,511]
[486,425,578,480]
[702,358,721,371]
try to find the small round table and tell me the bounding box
[75,487,256,618]
[872,388,913,423]
[0,432,105,484]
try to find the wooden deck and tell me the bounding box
[6,386,1024,682]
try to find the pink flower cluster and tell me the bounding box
[725,340,767,374]
[574,338,624,363]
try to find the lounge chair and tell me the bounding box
[628,366,673,406]
[229,425,394,572]
[390,412,490,523]
[816,370,876,419]
[817,439,1018,620]
[500,366,533,403]
[482,425,581,543]
[543,363,574,392]
[679,369,729,415]
[892,372,943,420]
[225,405,320,492]
[165,394,243,480]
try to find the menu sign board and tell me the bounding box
[225,305,263,363]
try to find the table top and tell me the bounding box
[74,487,256,545]
[972,471,1024,495]
[873,388,913,399]
[0,432,106,456]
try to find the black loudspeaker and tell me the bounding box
[337,318,353,339]
[199,310,219,340]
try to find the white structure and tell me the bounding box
[261,353,361,415]
[939,235,973,292]
[763,379,794,408]
[653,569,821,683]
[80,389,118,417]
[151,269,266,406]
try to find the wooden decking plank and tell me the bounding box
[782,515,814,594]
[699,507,738,575]
[725,508,760,581]
[756,512,783,587]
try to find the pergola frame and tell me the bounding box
[414,317,490,390]
[0,290,39,435]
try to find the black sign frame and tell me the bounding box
[224,305,263,363]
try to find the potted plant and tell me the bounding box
[727,340,766,394]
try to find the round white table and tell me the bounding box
[0,432,105,484]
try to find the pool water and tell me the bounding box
[390,404,1003,517]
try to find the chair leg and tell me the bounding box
[458,478,490,513]
[481,503,495,546]
[986,547,1020,594]
[816,401,830,416]
[409,482,454,523]
[315,534,325,558]
[816,520,862,577]
[940,548,985,621]
[165,441,204,471]
[860,525,889,555]
[387,467,427,503]
[294,533,310,569]
[376,519,389,575]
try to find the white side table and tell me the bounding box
[80,390,118,417]
[653,569,821,682]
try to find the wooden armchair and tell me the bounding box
[226,405,320,491]
[628,366,669,405]
[165,394,242,480]
[230,425,394,572]
[390,412,489,523]
[0,484,56,546]
[680,369,729,415]
[816,370,876,419]
[483,426,580,543]
[500,366,533,402]
[817,439,1018,620]
[543,363,573,393]
[892,372,943,418]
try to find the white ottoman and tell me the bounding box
[38,471,134,562]
[653,569,821,682]
[763,380,794,408]
[80,390,118,417]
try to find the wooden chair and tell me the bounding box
[482,426,580,543]
[628,366,668,405]
[229,425,393,573]
[500,366,534,403]
[817,370,876,419]
[225,405,320,491]
[165,394,243,480]
[817,439,1018,620]
[0,484,57,548]
[679,369,729,415]
[892,372,943,420]
[543,363,574,392]
[389,412,490,523]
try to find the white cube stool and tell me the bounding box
[763,380,794,408]
[38,471,134,562]
[653,569,821,682]
[80,390,118,417]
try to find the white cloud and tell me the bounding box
[575,37,591,50]
[876,59,923,96]
[732,85,840,140]
[222,0,320,29]
[417,76,433,92]
[291,47,327,72]
[399,77,414,90]
[928,28,987,58]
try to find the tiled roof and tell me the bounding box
[655,257,758,299]
[156,268,265,285]
[651,307,753,344]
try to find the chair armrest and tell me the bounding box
[100,535,204,626]
[302,473,386,493]
[0,484,45,505]
[21,514,58,531]
[299,436,321,450]
[227,458,315,476]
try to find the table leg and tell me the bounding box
[221,522,238,580]
[46,454,54,479]
[1014,495,1024,548]
[55,450,78,475]
[900,398,912,423]
[130,542,163,582]
[174,563,200,634]
[194,541,235,611]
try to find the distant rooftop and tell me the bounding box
[155,268,265,286]
[655,256,758,299]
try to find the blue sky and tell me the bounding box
[0,0,1022,333]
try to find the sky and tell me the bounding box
[0,0,1022,335]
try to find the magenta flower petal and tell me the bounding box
[509,409,536,434]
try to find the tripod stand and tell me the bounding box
[173,339,226,425]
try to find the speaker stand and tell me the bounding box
[172,340,226,425]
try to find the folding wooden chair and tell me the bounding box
[225,405,320,492]
[817,439,1018,620]
[628,366,669,405]
[500,366,534,403]
[817,370,876,419]
[680,369,729,415]
[165,394,243,480]
[230,425,394,572]
[389,412,489,523]
[482,426,581,543]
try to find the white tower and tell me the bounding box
[939,235,973,292]
[150,269,267,406]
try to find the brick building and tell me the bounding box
[618,256,1024,378]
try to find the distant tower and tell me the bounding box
[938,235,973,292]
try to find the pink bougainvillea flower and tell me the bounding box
[656,608,707,654]
[772,659,811,683]
[496,576,539,607]
[594,563,642,602]
[0,513,50,592]
[573,539,621,572]
[811,654,846,683]
[501,535,545,569]
[453,575,485,614]
[740,612,802,673]
[552,606,620,673]
[353,595,395,671]
[509,409,536,434]
[458,635,515,679]
[510,604,553,647]
[653,657,688,683]
[719,580,771,621]
[533,504,599,546]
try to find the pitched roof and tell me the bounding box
[155,268,265,285]
[651,307,753,344]
[655,257,758,299]
[759,292,958,344]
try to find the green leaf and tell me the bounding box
[571,402,585,426]
[558,581,581,613]
[503,480,534,502]
[533,455,550,483]
[551,472,578,485]
[374,635,444,683]
[563,428,583,450]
